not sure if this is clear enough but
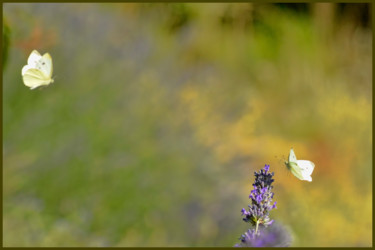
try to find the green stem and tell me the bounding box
[255,220,260,234]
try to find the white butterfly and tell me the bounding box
[284,148,315,182]
[22,50,54,90]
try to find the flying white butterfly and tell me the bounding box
[22,50,54,90]
[284,148,315,182]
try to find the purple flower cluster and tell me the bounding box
[235,164,291,247]
[241,165,276,230]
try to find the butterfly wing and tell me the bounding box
[297,160,315,182]
[22,65,34,75]
[22,68,53,90]
[27,50,42,67]
[39,53,53,78]
[285,161,304,180]
[288,148,298,164]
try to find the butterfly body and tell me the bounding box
[22,50,53,90]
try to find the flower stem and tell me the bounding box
[255,220,260,234]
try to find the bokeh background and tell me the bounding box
[3,3,372,247]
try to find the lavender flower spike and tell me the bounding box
[242,164,276,233]
[235,164,292,247]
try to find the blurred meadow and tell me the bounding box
[3,3,372,247]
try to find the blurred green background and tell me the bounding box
[3,3,372,247]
